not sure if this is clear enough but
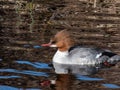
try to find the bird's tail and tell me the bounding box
[108,55,120,64]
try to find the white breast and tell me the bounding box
[53,50,69,64]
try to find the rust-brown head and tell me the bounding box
[42,30,75,51]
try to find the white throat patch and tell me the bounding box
[50,44,57,47]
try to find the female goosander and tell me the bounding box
[42,30,120,75]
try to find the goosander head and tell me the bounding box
[42,30,75,51]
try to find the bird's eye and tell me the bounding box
[51,41,56,44]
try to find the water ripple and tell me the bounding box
[0,85,41,90]
[75,74,104,81]
[0,75,21,79]
[102,83,120,89]
[15,60,51,69]
[33,45,42,49]
[0,69,49,77]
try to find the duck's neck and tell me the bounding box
[58,40,75,52]
[57,50,69,56]
[58,47,70,52]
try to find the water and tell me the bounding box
[0,85,40,90]
[23,45,42,49]
[0,59,50,90]
[0,69,49,77]
[102,84,120,89]
[33,45,42,49]
[75,74,104,81]
[0,76,21,79]
[1,59,120,90]
[0,46,120,90]
[15,60,51,69]
[1,0,120,90]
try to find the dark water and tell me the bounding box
[1,0,120,90]
[1,56,120,90]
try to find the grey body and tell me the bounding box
[53,46,120,75]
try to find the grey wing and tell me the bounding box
[69,47,102,60]
[69,46,120,64]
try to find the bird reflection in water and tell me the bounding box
[40,64,104,90]
[40,74,75,90]
[51,74,74,90]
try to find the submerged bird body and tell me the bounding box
[42,30,120,75]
